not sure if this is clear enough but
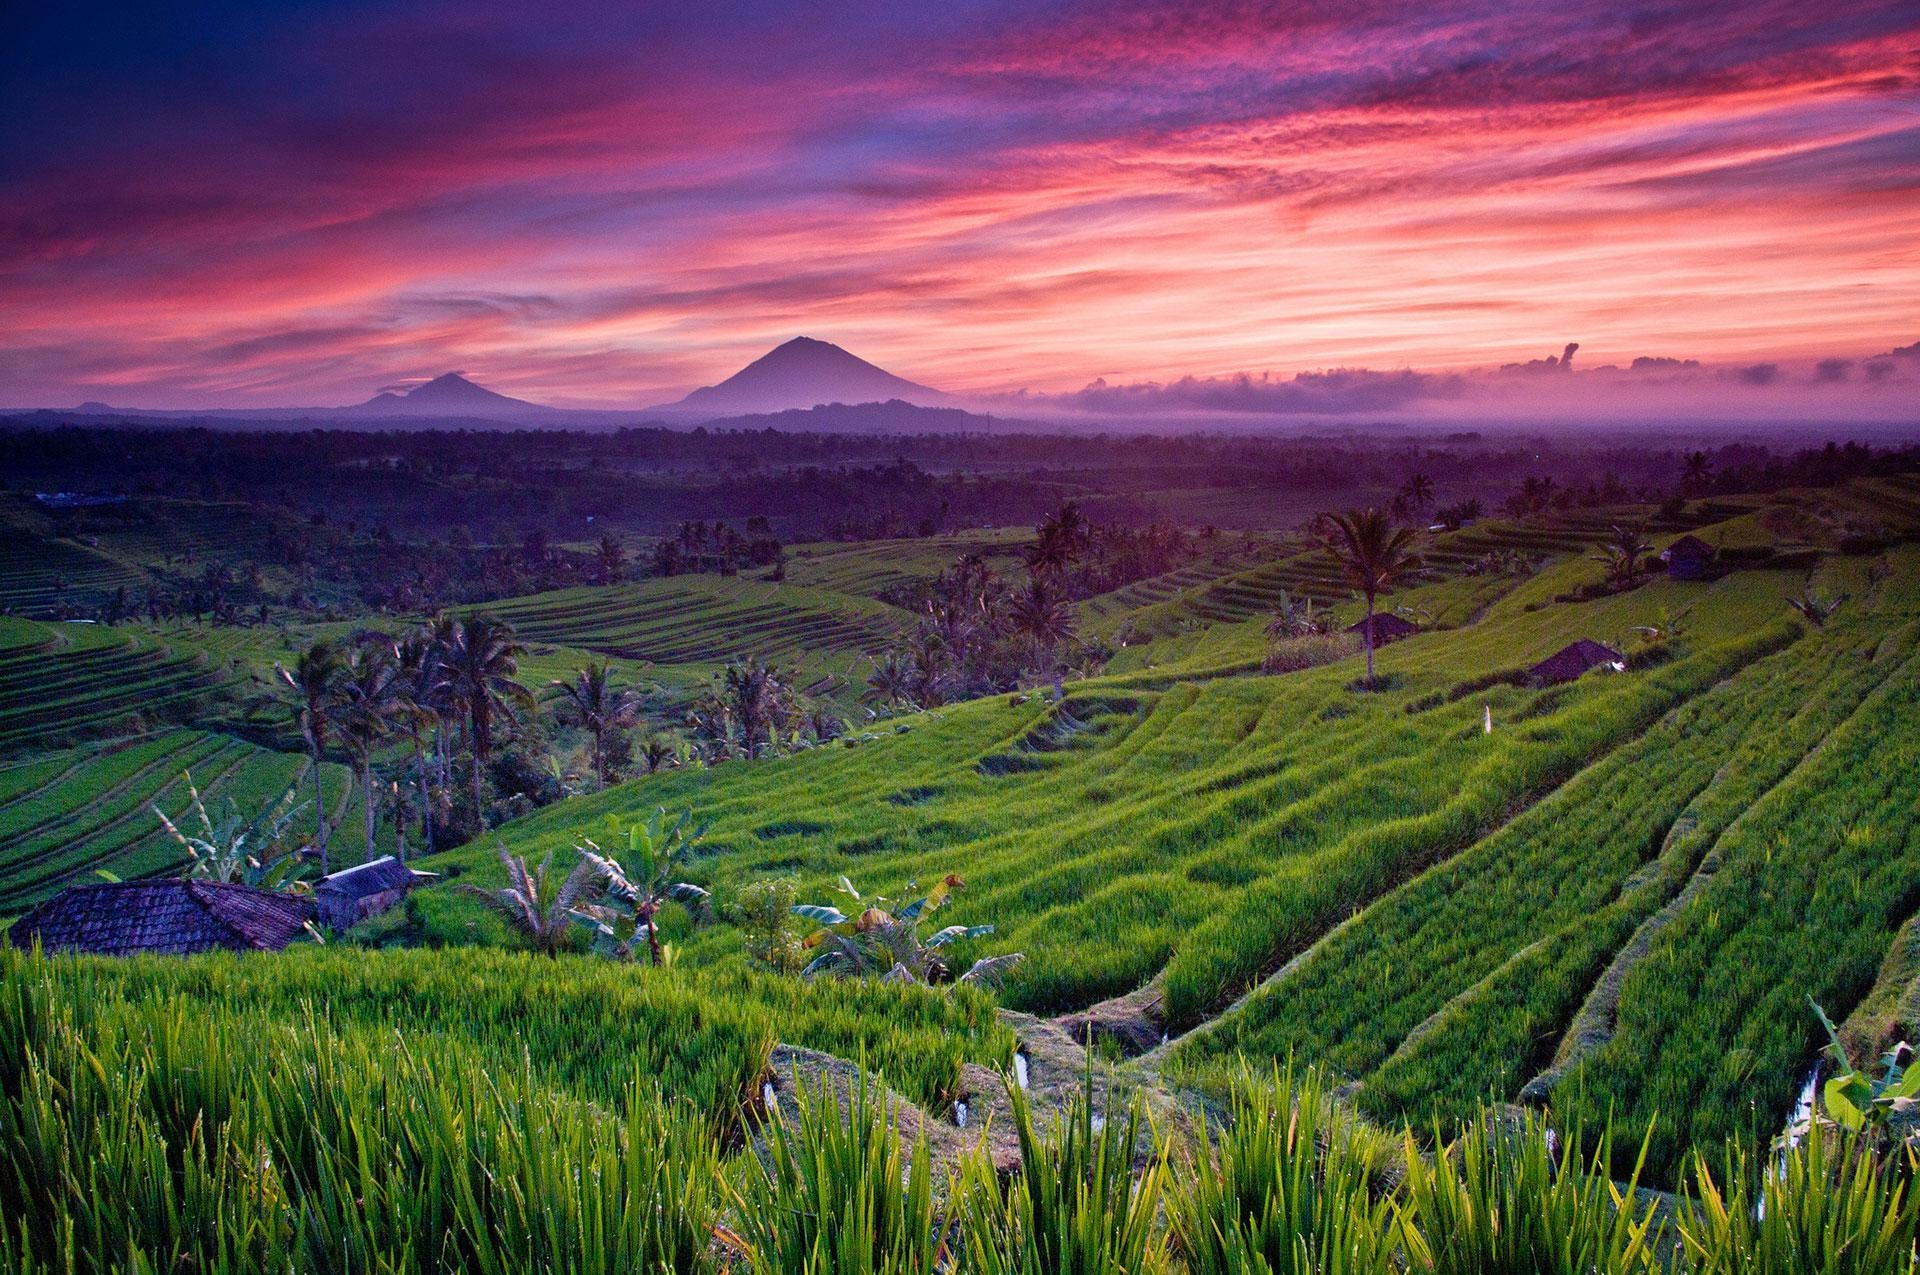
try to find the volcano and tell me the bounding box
[665,337,946,416]
[352,373,554,418]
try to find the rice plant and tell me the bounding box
[1678,1135,1920,1275]
[733,1074,951,1274]
[1168,1065,1401,1275]
[960,1072,1174,1274]
[1395,1113,1665,1275]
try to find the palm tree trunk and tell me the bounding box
[1364,593,1377,682]
[394,789,408,862]
[470,709,487,827]
[310,751,330,873]
[362,761,377,861]
[414,742,432,853]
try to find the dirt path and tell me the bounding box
[759,1006,1198,1176]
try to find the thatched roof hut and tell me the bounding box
[8,880,314,957]
[313,856,433,930]
[1660,535,1715,580]
[1345,612,1420,646]
[1528,639,1626,685]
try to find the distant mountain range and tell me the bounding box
[35,338,961,429]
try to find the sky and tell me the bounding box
[1,0,1916,415]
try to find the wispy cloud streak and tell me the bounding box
[0,0,1914,410]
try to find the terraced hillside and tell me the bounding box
[0,495,320,618]
[74,499,287,570]
[0,526,151,615]
[0,617,233,750]
[1110,504,1716,641]
[425,491,1920,1185]
[4,468,1917,1191]
[482,575,910,680]
[0,729,377,912]
[779,530,1031,599]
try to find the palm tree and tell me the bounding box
[1681,451,1713,498]
[1591,523,1652,589]
[392,629,448,857]
[275,640,345,870]
[1049,500,1091,557]
[460,849,599,956]
[442,615,535,826]
[1009,577,1077,691]
[555,661,642,790]
[721,658,795,758]
[1321,508,1424,682]
[863,651,916,709]
[1022,501,1090,580]
[595,534,625,584]
[337,638,401,862]
[1399,473,1435,513]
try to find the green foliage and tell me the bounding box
[1679,1136,1920,1274]
[1590,523,1653,588]
[154,768,311,890]
[1397,1116,1663,1274]
[459,848,600,955]
[1169,1065,1400,1275]
[794,873,1023,987]
[1805,998,1920,1140]
[4,950,1920,1275]
[735,1076,950,1275]
[573,807,712,963]
[729,876,808,973]
[0,953,725,1275]
[961,1074,1174,1274]
[1263,591,1337,641]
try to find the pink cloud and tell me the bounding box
[0,0,1914,411]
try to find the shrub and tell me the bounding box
[1262,633,1360,674]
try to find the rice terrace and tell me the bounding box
[4,1,1920,1270]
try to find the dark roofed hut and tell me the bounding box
[1528,639,1626,685]
[7,880,315,957]
[1345,612,1420,647]
[313,855,433,931]
[1661,535,1715,581]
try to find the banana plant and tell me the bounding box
[1786,589,1848,628]
[1263,591,1334,640]
[155,771,313,892]
[793,873,1024,987]
[571,808,711,965]
[1629,603,1692,648]
[1804,998,1920,1141]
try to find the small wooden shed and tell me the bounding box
[313,856,433,931]
[1528,639,1626,685]
[1345,612,1420,646]
[1660,535,1715,581]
